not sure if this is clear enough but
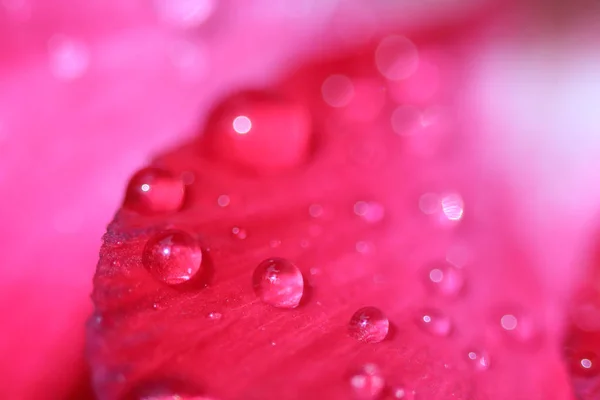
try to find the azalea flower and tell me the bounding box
[1,1,599,399]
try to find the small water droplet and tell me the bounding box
[375,35,419,81]
[152,303,160,310]
[48,34,89,81]
[206,91,311,170]
[354,201,385,223]
[417,309,452,337]
[498,311,537,342]
[309,204,324,218]
[269,239,281,248]
[252,258,304,309]
[231,227,247,239]
[349,363,385,400]
[217,194,230,207]
[207,312,222,320]
[441,193,464,221]
[142,230,202,285]
[425,260,464,297]
[322,74,355,108]
[124,167,185,214]
[154,0,215,29]
[348,306,389,343]
[467,350,491,371]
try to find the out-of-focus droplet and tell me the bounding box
[231,227,247,239]
[375,35,419,81]
[309,204,324,218]
[48,35,90,81]
[355,241,374,255]
[353,201,385,223]
[349,363,385,400]
[217,194,230,207]
[154,0,215,29]
[123,167,185,214]
[168,40,209,81]
[441,193,464,221]
[348,306,389,343]
[252,258,304,308]
[391,386,415,399]
[391,105,422,136]
[142,230,203,285]
[322,74,355,108]
[425,260,465,297]
[205,91,311,171]
[419,193,441,215]
[467,350,491,371]
[417,309,452,337]
[498,311,537,343]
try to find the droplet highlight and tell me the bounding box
[124,167,185,214]
[348,306,389,343]
[417,309,452,337]
[252,258,304,309]
[349,364,385,400]
[142,230,202,285]
[206,91,311,170]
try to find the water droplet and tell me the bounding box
[231,227,247,239]
[269,239,281,248]
[355,241,374,254]
[207,312,222,320]
[353,201,385,223]
[425,260,464,297]
[418,193,440,215]
[124,167,185,214]
[441,193,464,221]
[498,311,537,342]
[252,258,304,308]
[322,74,355,108]
[217,194,230,207]
[348,306,389,343]
[154,0,215,29]
[568,350,600,378]
[142,230,202,285]
[467,350,491,371]
[417,309,452,337]
[206,91,311,170]
[48,34,90,80]
[375,35,419,81]
[349,364,385,400]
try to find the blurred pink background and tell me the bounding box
[1,0,600,398]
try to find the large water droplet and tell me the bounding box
[467,349,491,371]
[349,363,385,400]
[417,309,452,337]
[124,168,185,214]
[348,306,389,343]
[375,35,419,81]
[205,91,311,171]
[142,230,202,285]
[252,258,304,308]
[425,260,464,297]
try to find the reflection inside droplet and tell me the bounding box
[441,193,464,221]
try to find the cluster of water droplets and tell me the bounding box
[104,33,586,399]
